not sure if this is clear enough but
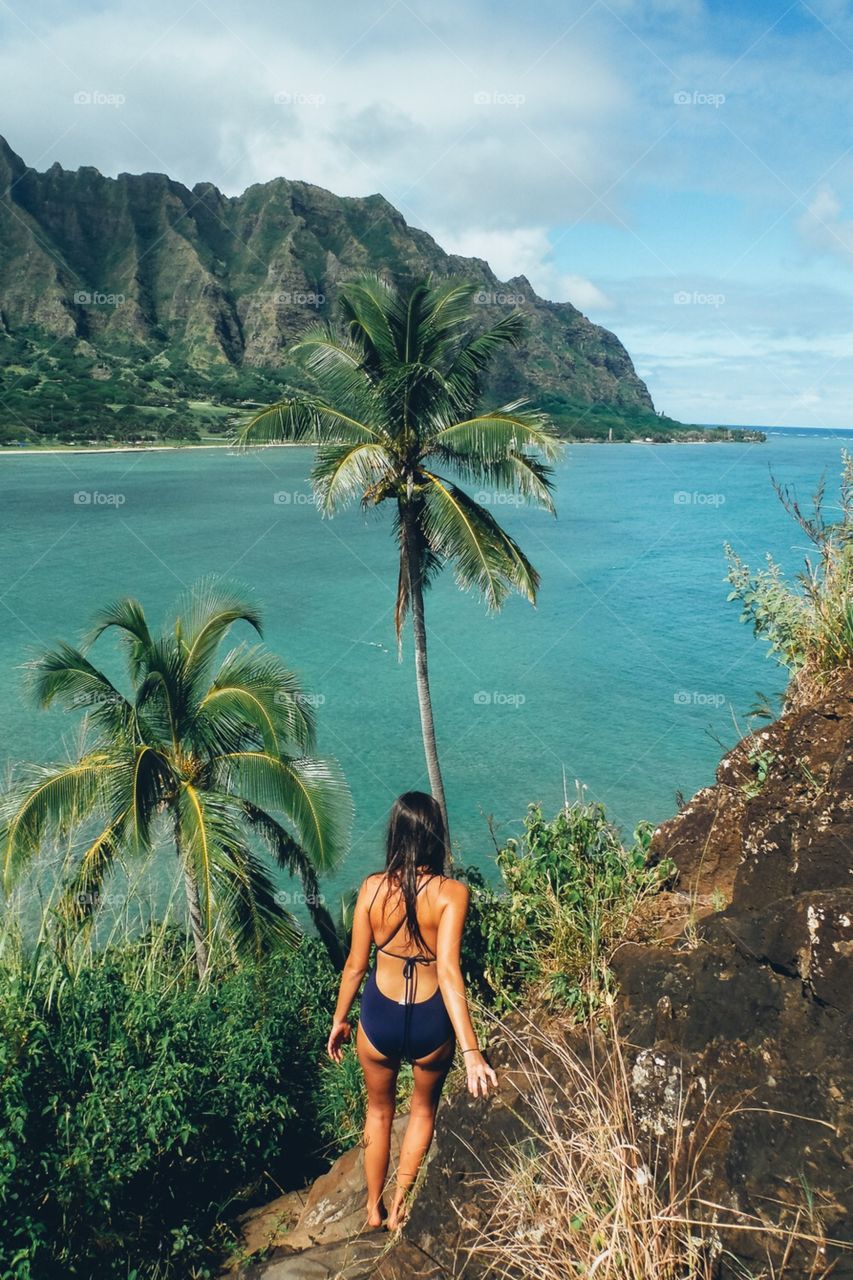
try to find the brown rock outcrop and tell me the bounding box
[235,670,853,1279]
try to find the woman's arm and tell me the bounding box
[436,881,498,1098]
[327,877,375,1062]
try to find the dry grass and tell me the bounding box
[465,1013,844,1280]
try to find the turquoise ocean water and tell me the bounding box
[0,429,848,913]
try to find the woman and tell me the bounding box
[327,791,498,1231]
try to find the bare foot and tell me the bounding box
[387,1195,409,1232]
[365,1201,387,1230]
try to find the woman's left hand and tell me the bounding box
[327,1020,352,1062]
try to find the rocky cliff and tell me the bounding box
[227,669,853,1280]
[0,134,651,414]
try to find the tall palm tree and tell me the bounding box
[238,275,563,844]
[0,579,352,979]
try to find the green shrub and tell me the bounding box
[461,802,670,1017]
[725,451,853,696]
[0,933,341,1279]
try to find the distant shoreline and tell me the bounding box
[0,435,763,457]
[0,442,310,457]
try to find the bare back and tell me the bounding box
[366,871,445,1004]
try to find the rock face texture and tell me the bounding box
[0,135,653,412]
[229,671,853,1279]
[614,668,853,1277]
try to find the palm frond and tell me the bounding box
[26,643,136,735]
[54,812,128,923]
[83,596,154,680]
[311,441,397,514]
[176,577,263,695]
[213,750,352,874]
[135,637,187,746]
[420,471,541,608]
[0,755,116,891]
[216,836,302,957]
[237,394,383,448]
[197,643,316,754]
[177,782,217,936]
[417,279,488,368]
[427,404,564,462]
[338,276,403,372]
[243,802,344,965]
[434,449,557,513]
[441,310,527,405]
[290,325,378,398]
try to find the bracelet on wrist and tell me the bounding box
[462,1047,481,1055]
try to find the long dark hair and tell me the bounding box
[381,791,446,951]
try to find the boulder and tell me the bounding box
[226,1117,408,1277]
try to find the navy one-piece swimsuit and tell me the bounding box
[359,875,454,1063]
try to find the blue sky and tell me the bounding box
[2,0,852,426]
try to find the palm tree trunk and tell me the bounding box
[175,817,209,983]
[301,863,346,971]
[402,506,451,854]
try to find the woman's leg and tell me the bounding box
[388,1036,454,1230]
[356,1022,399,1227]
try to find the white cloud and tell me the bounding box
[2,0,853,425]
[434,227,613,310]
[796,185,853,263]
[557,274,614,312]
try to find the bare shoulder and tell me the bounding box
[359,871,385,900]
[438,876,470,906]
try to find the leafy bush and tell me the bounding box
[461,802,669,1017]
[0,933,342,1280]
[726,451,853,699]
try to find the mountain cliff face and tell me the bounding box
[0,135,652,412]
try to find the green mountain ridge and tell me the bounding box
[0,136,760,445]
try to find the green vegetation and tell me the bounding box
[725,451,853,698]
[0,762,669,1278]
[461,801,671,1018]
[0,578,351,980]
[0,136,668,448]
[0,927,341,1279]
[540,393,765,442]
[239,274,564,841]
[0,329,296,446]
[0,328,764,448]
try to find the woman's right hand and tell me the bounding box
[464,1050,498,1098]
